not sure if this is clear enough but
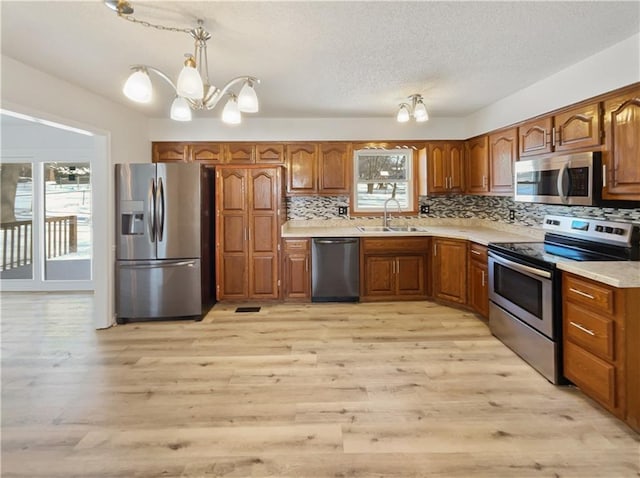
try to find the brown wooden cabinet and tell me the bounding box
[488,128,517,194]
[465,136,489,194]
[318,143,351,194]
[427,141,464,194]
[282,239,311,300]
[286,143,317,195]
[519,102,601,158]
[562,272,640,432]
[152,142,191,162]
[224,143,255,164]
[216,166,282,300]
[256,144,285,164]
[360,237,430,301]
[603,86,640,200]
[467,242,488,318]
[432,238,467,305]
[192,143,223,163]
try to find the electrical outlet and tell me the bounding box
[509,209,516,221]
[420,205,430,215]
[338,206,348,216]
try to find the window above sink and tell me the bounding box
[352,148,416,215]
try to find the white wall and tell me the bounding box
[465,33,640,137]
[1,55,150,329]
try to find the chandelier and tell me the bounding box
[396,94,429,123]
[105,0,259,124]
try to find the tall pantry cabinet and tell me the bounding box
[216,166,284,300]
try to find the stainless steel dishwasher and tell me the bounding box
[311,237,359,302]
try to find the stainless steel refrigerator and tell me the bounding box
[115,163,201,322]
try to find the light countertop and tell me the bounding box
[281,219,640,289]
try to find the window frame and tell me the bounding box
[350,148,417,215]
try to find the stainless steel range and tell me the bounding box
[487,215,640,384]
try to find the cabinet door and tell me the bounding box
[363,256,395,297]
[554,103,602,152]
[192,143,223,163]
[286,144,317,195]
[216,169,248,299]
[468,259,489,318]
[224,143,256,164]
[448,142,465,192]
[433,239,467,304]
[519,117,553,158]
[465,136,489,194]
[318,143,350,194]
[603,88,640,199]
[427,142,448,193]
[284,252,310,299]
[489,128,517,194]
[152,142,190,162]
[256,144,285,164]
[396,255,426,296]
[248,168,280,299]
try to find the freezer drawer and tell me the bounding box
[116,259,201,321]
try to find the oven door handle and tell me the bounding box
[488,251,552,279]
[557,162,570,204]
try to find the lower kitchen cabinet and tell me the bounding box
[562,272,640,432]
[467,242,489,318]
[282,238,311,300]
[360,237,430,301]
[432,238,467,305]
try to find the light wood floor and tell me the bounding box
[1,293,639,477]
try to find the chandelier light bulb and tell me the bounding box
[170,96,192,121]
[176,57,204,100]
[123,69,152,103]
[396,104,410,123]
[237,81,259,113]
[414,100,429,122]
[221,96,242,124]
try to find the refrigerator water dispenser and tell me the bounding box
[121,213,144,235]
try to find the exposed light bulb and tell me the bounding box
[170,96,192,121]
[176,57,204,100]
[396,104,410,123]
[123,69,152,103]
[221,96,241,124]
[414,100,429,122]
[237,81,259,113]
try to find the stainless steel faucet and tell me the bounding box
[383,197,401,228]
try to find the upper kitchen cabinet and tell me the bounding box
[224,143,256,164]
[488,128,517,194]
[256,144,285,164]
[286,143,317,195]
[318,143,351,194]
[603,86,640,200]
[427,141,464,194]
[519,102,602,158]
[152,142,191,162]
[285,142,351,195]
[465,136,489,194]
[192,143,223,163]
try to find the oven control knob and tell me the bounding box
[613,228,625,235]
[595,225,604,232]
[604,226,613,233]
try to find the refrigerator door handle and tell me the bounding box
[157,176,165,242]
[148,178,156,242]
[119,260,197,269]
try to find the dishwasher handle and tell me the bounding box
[314,238,359,245]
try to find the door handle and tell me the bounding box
[569,287,595,300]
[148,178,156,242]
[157,177,165,242]
[556,162,569,204]
[570,321,595,336]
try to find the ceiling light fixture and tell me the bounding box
[105,0,260,124]
[396,94,429,123]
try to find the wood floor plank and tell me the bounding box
[1,293,639,478]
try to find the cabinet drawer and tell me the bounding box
[564,340,616,411]
[362,237,430,254]
[284,239,309,252]
[564,274,614,315]
[469,242,487,263]
[565,302,614,361]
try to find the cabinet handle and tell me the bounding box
[471,250,481,255]
[245,228,248,241]
[570,321,595,336]
[602,164,607,188]
[569,287,595,300]
[551,127,556,147]
[434,244,437,256]
[482,176,487,188]
[305,257,309,272]
[481,270,485,287]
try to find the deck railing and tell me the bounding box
[0,215,77,271]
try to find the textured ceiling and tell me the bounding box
[1,1,639,120]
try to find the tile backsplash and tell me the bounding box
[286,195,640,226]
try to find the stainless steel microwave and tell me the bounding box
[514,152,603,206]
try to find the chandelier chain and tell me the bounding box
[118,13,191,34]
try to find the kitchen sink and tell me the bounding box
[356,225,427,233]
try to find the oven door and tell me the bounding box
[488,252,554,339]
